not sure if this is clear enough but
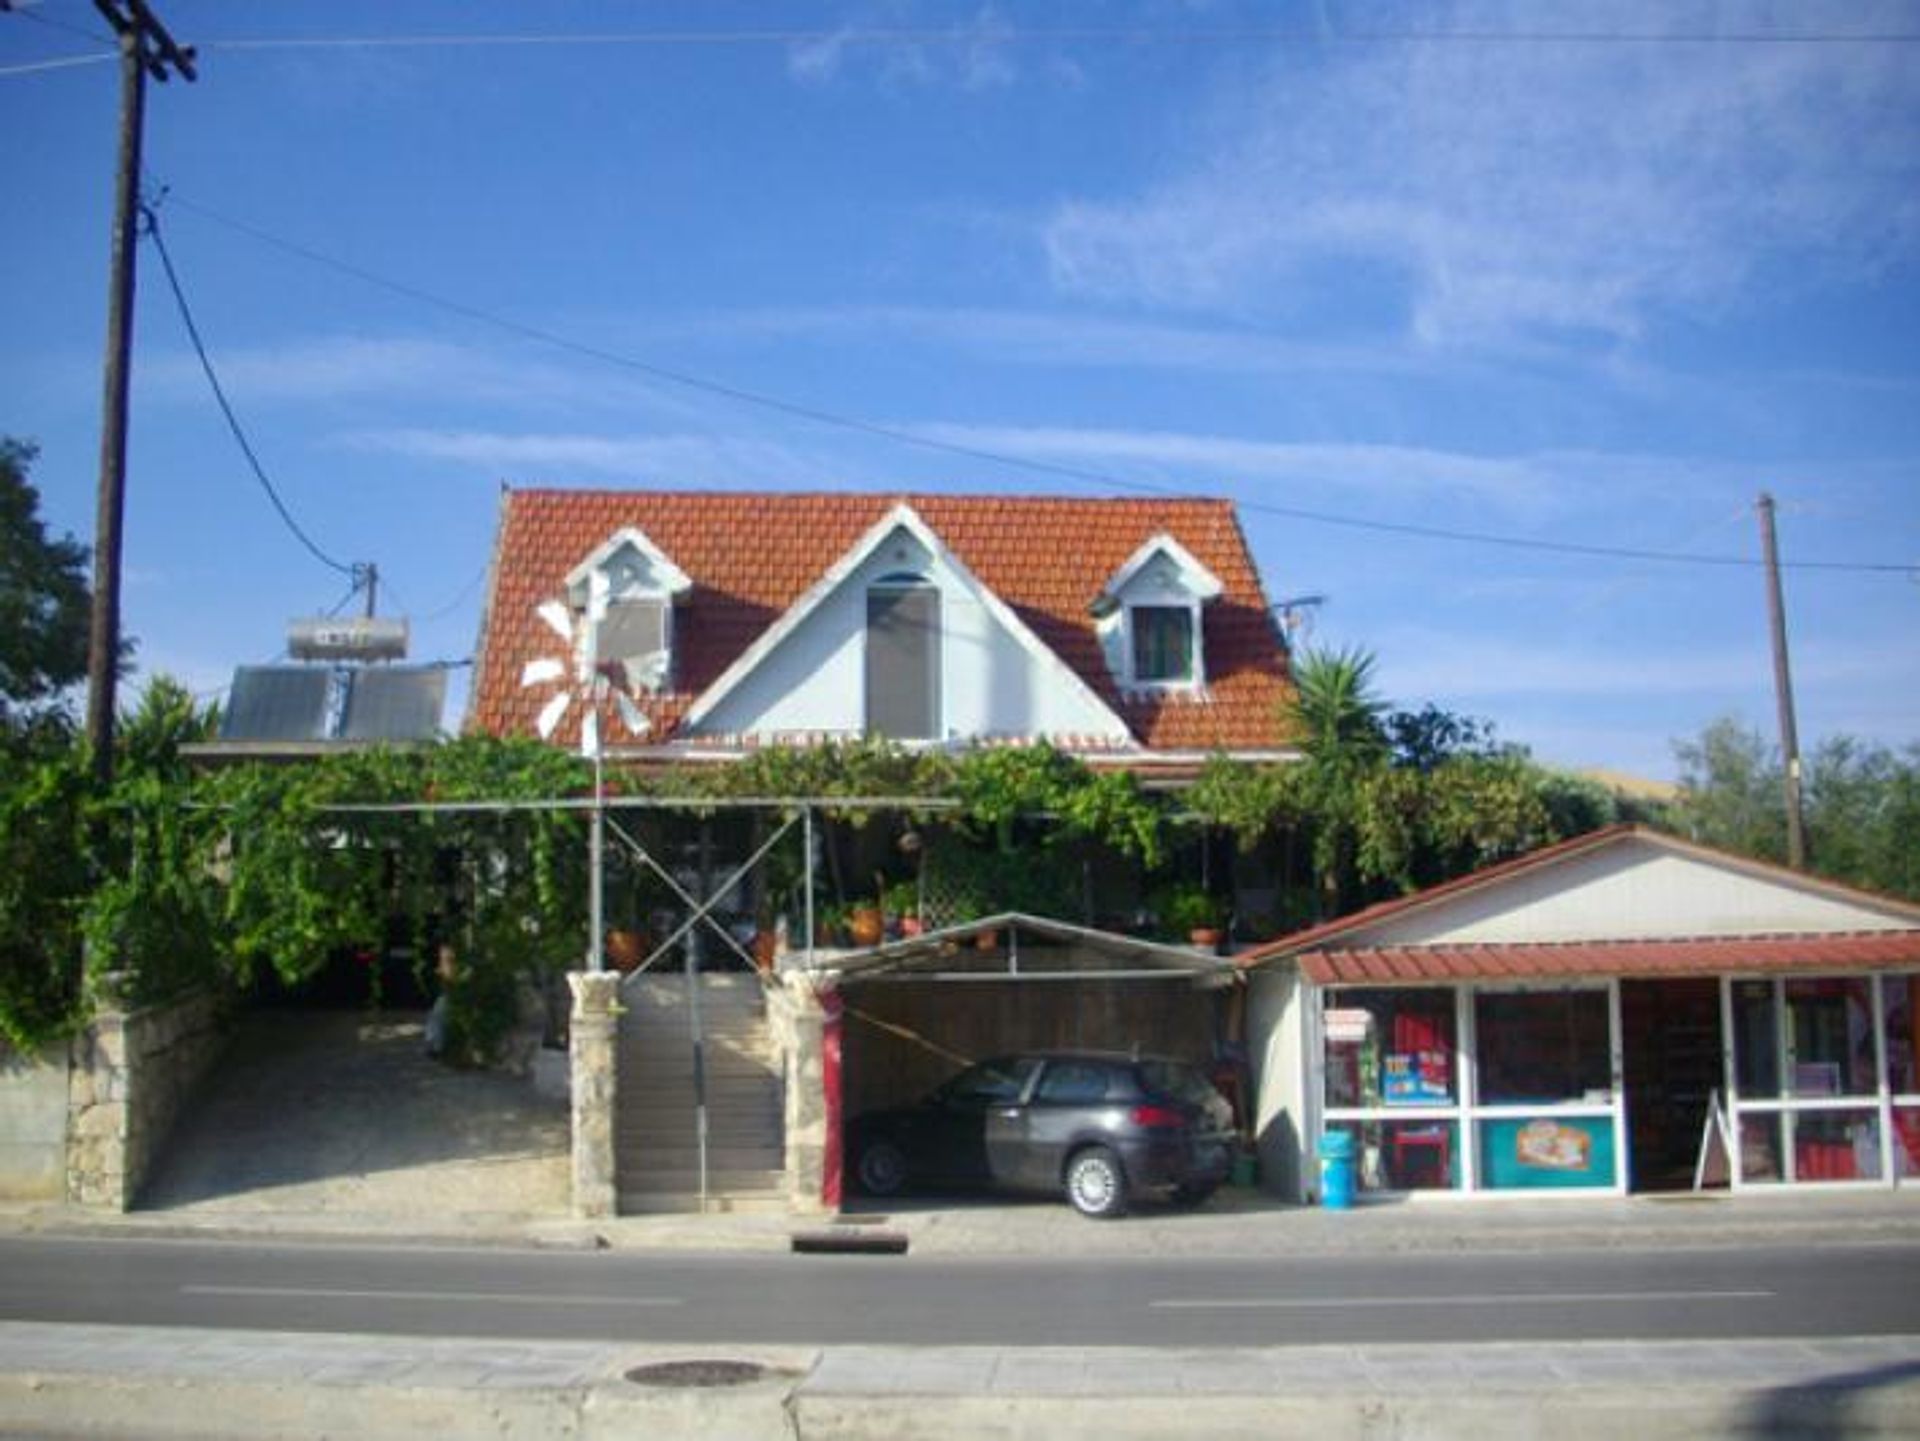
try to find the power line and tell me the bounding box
[141,197,357,578]
[163,26,1920,52]
[163,192,1915,579]
[14,20,1920,76]
[3,1,112,44]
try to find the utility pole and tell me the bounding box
[85,0,195,787]
[1757,493,1808,870]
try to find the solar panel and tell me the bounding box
[220,666,332,741]
[340,666,447,741]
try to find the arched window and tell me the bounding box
[866,575,940,740]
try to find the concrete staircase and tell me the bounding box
[616,973,787,1214]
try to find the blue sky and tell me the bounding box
[5,0,1918,777]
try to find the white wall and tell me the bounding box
[1247,966,1309,1202]
[0,1043,69,1201]
[1361,838,1917,946]
[693,523,1129,744]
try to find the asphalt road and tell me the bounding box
[1,1236,1916,1348]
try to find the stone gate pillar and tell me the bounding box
[568,971,622,1219]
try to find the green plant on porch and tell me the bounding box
[1155,881,1225,939]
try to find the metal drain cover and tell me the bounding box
[625,1360,767,1388]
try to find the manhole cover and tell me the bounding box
[625,1360,767,1388]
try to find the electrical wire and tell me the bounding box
[140,198,358,579]
[4,2,111,44]
[13,20,1920,80]
[162,193,1916,578]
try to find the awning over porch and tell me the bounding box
[791,912,1238,984]
[1300,929,1920,985]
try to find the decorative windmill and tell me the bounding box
[519,579,654,972]
[519,582,652,758]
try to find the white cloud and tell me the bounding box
[784,8,1018,91]
[904,422,1718,512]
[1042,6,1920,343]
[340,428,842,487]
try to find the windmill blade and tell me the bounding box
[580,708,601,759]
[520,656,566,688]
[536,599,573,641]
[534,691,570,741]
[613,689,650,738]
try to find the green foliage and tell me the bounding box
[1671,717,1920,901]
[1155,881,1224,934]
[0,438,91,725]
[0,729,90,1051]
[1289,645,1390,770]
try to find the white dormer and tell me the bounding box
[565,527,692,693]
[1093,533,1224,692]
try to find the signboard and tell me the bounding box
[288,616,408,661]
[1323,1008,1374,1044]
[1382,1050,1451,1106]
[1481,1116,1615,1189]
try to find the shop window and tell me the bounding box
[1477,1116,1616,1190]
[1785,978,1876,1098]
[1473,990,1611,1106]
[1740,1112,1784,1184]
[1882,975,1920,1096]
[1894,1109,1920,1180]
[1334,1120,1460,1192]
[1323,988,1456,1110]
[1732,981,1781,1100]
[1792,1110,1882,1183]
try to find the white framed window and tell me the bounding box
[1130,604,1198,685]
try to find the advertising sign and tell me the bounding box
[1482,1116,1615,1189]
[1382,1050,1450,1105]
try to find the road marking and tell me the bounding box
[1152,1289,1772,1310]
[182,1285,683,1307]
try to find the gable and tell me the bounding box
[1355,834,1920,946]
[685,511,1133,744]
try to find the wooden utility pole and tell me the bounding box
[1757,492,1808,870]
[84,0,195,786]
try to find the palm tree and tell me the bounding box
[1285,646,1391,917]
[1288,645,1389,770]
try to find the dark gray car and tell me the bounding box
[848,1052,1236,1218]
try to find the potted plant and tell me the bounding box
[1161,884,1225,950]
[883,878,923,938]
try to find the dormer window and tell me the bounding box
[565,527,691,694]
[1095,532,1223,692]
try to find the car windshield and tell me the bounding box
[1138,1060,1219,1109]
[934,1058,1040,1107]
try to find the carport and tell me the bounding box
[785,913,1243,1207]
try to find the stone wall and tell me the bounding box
[67,986,229,1211]
[766,977,831,1214]
[567,972,620,1219]
[0,1040,70,1201]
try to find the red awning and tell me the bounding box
[1300,931,1920,985]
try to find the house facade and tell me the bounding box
[468,489,1295,769]
[1242,826,1920,1204]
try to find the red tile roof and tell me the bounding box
[1237,825,1920,969]
[468,489,1295,758]
[1300,931,1920,984]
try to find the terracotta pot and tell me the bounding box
[605,929,645,973]
[848,905,885,948]
[1189,927,1222,951]
[974,928,1001,952]
[899,914,924,938]
[752,930,778,973]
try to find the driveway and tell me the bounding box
[138,1010,569,1221]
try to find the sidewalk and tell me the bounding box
[7,1185,1920,1259]
[1,1321,1916,1440]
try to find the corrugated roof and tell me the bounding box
[469,490,1293,757]
[1301,931,1920,985]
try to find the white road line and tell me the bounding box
[181,1285,683,1307]
[1152,1289,1773,1310]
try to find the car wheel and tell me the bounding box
[1171,1181,1218,1208]
[856,1139,908,1197]
[1065,1146,1128,1219]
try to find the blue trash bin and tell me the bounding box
[1317,1130,1355,1210]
